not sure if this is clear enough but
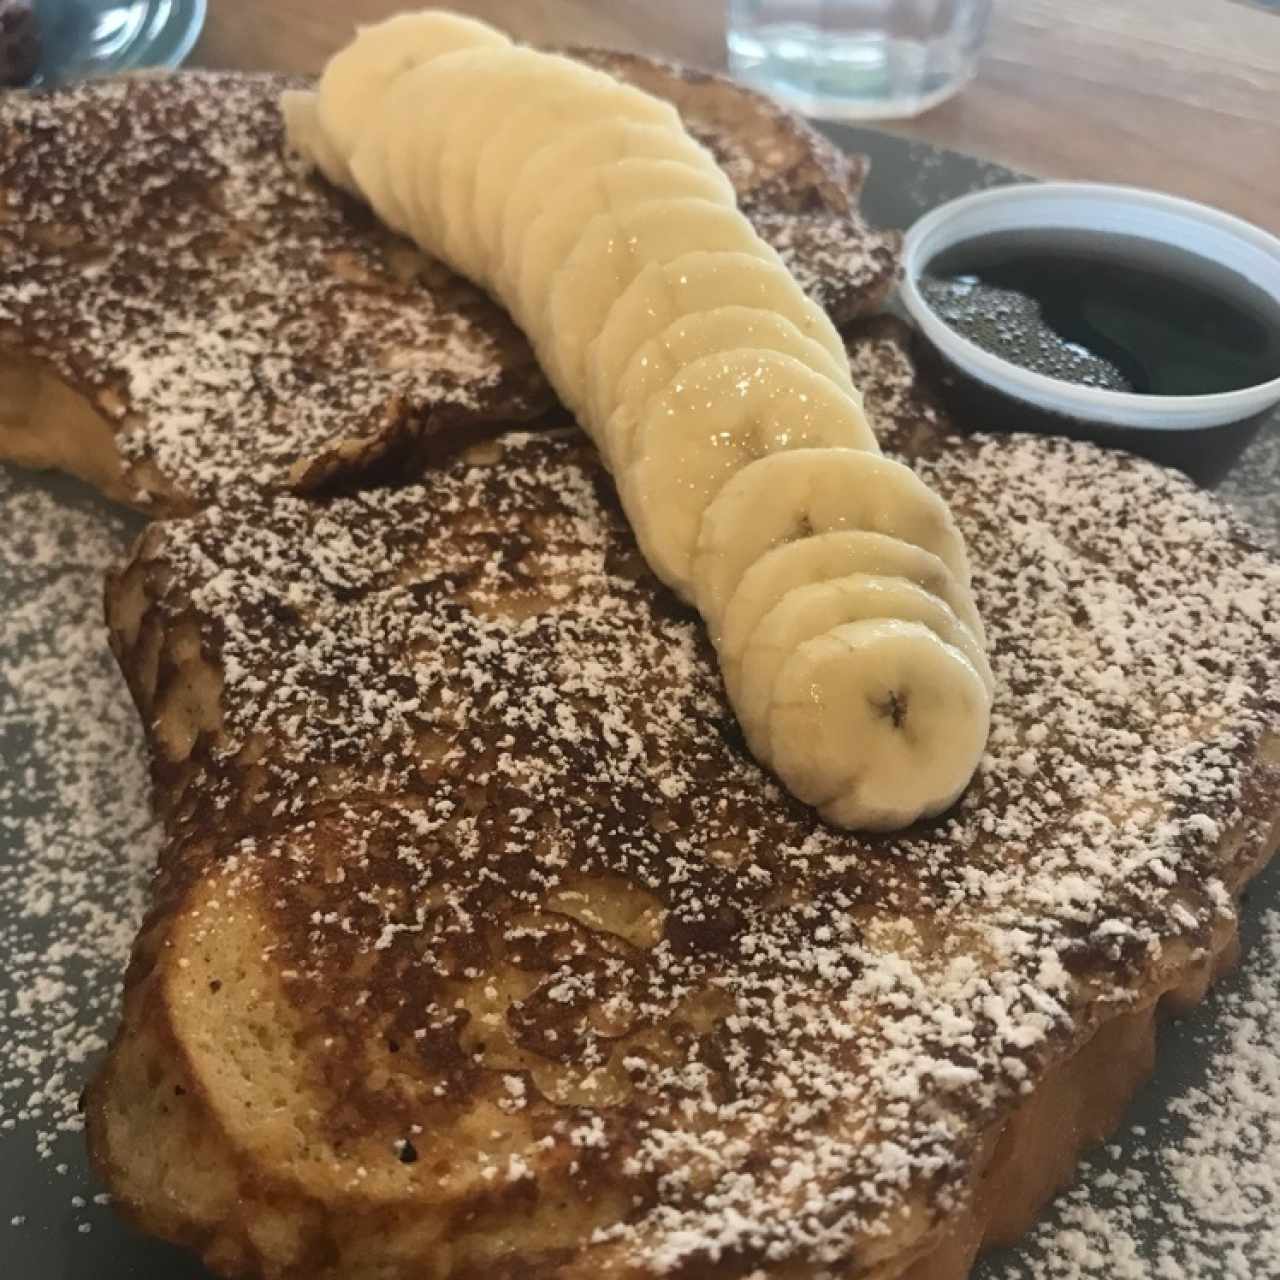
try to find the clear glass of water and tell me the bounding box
[727,0,993,121]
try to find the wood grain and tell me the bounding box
[192,0,1280,232]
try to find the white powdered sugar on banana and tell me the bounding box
[284,9,991,832]
[512,159,733,327]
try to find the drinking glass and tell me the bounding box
[727,0,993,120]
[29,0,206,86]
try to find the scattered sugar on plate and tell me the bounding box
[0,468,158,1170]
[982,903,1280,1279]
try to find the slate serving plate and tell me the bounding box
[0,120,1275,1279]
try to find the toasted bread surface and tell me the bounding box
[0,71,551,513]
[90,325,1280,1279]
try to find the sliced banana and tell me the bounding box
[544,201,782,410]
[280,89,355,193]
[602,308,855,471]
[497,121,723,295]
[305,19,993,833]
[694,448,972,628]
[511,159,735,336]
[587,251,847,430]
[618,351,879,602]
[717,530,984,683]
[350,46,521,248]
[316,11,510,165]
[769,620,991,830]
[734,574,994,759]
[473,97,687,288]
[431,51,610,283]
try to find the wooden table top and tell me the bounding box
[193,0,1280,235]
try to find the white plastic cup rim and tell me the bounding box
[898,182,1280,431]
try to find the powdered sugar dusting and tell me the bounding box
[744,202,899,324]
[998,904,1280,1280]
[0,72,548,509]
[0,469,158,1163]
[109,352,1279,1272]
[0,332,1272,1273]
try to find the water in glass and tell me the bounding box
[727,0,993,120]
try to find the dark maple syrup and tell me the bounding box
[920,230,1280,396]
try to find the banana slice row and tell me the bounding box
[283,10,992,832]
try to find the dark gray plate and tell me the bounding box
[0,124,1275,1279]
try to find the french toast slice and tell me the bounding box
[90,326,1280,1279]
[0,71,550,515]
[0,59,896,515]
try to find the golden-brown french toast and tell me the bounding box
[0,71,549,514]
[0,60,896,515]
[90,324,1280,1280]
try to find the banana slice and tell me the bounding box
[717,530,984,682]
[544,201,781,410]
[350,45,522,248]
[768,620,991,830]
[316,11,510,165]
[432,51,610,283]
[511,159,735,335]
[618,351,879,601]
[694,448,972,628]
[473,99,688,289]
[280,90,356,193]
[601,308,855,471]
[734,574,994,759]
[587,251,846,430]
[497,121,723,295]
